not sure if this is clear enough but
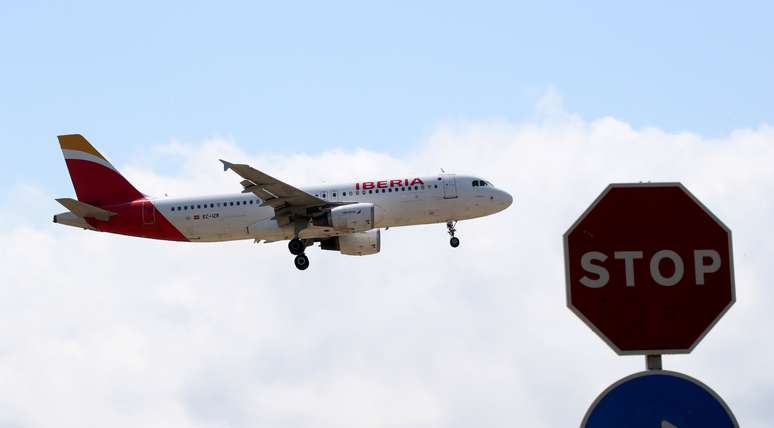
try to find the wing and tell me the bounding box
[220,160,328,227]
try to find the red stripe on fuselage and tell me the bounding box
[86,199,189,242]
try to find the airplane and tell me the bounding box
[53,134,514,270]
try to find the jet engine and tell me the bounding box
[313,203,374,232]
[320,230,380,256]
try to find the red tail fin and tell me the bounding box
[58,134,144,207]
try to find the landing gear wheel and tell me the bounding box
[294,254,309,270]
[446,221,459,248]
[288,238,305,255]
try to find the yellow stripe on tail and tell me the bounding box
[58,134,109,161]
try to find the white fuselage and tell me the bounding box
[152,174,513,242]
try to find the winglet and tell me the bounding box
[220,159,233,172]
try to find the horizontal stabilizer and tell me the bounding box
[55,198,117,221]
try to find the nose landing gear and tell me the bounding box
[289,237,310,270]
[447,221,460,248]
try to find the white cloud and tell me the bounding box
[2,93,774,427]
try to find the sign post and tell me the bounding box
[564,183,737,426]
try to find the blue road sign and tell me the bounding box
[583,371,737,428]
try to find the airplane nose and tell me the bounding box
[502,192,513,208]
[490,189,513,211]
[501,190,513,208]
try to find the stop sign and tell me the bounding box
[564,183,735,355]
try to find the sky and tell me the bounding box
[1,1,773,427]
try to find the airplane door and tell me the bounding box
[142,201,156,225]
[441,174,458,199]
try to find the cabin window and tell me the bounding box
[230,202,234,206]
[333,192,337,197]
[434,185,438,188]
[368,190,372,194]
[322,193,327,198]
[171,207,175,211]
[196,204,200,209]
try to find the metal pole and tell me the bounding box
[646,354,662,370]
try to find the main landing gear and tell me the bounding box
[447,221,460,248]
[294,254,309,270]
[288,238,305,255]
[289,237,310,270]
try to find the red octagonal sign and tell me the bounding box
[564,183,735,355]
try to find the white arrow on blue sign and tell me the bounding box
[582,371,737,427]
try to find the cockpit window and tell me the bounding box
[472,180,479,187]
